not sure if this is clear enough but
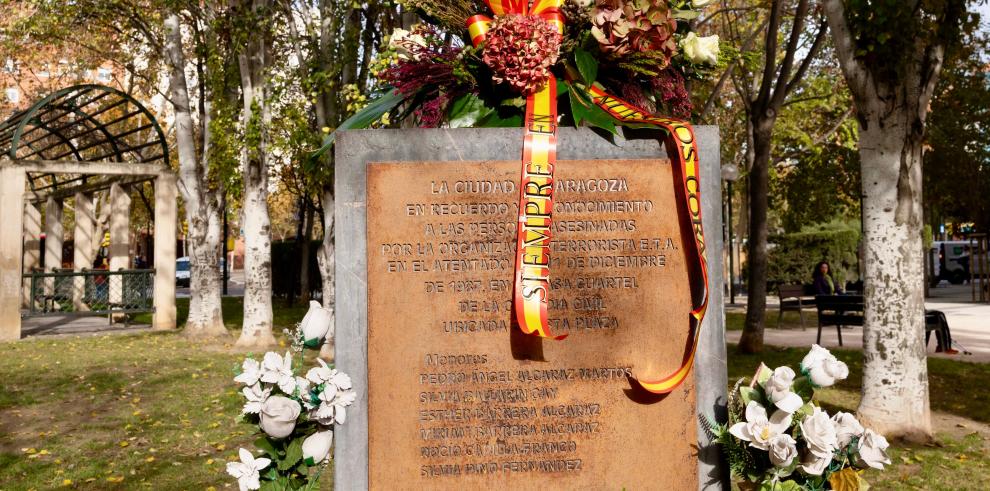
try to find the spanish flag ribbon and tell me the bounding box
[468,0,567,341]
[578,84,710,394]
[468,2,709,394]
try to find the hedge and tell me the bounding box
[766,228,861,288]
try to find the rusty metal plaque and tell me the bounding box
[366,159,697,490]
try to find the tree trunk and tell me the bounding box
[238,167,276,347]
[738,122,773,353]
[316,185,336,359]
[186,208,225,334]
[300,201,315,303]
[821,0,948,440]
[163,13,226,337]
[234,0,276,348]
[856,110,931,440]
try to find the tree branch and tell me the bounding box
[755,0,785,109]
[821,0,872,102]
[770,0,811,109]
[699,16,771,121]
[783,19,829,99]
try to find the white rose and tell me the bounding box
[680,32,719,65]
[768,433,798,468]
[799,449,832,476]
[856,429,892,470]
[728,401,792,451]
[692,0,717,7]
[260,396,302,439]
[764,366,804,413]
[300,300,333,348]
[801,344,849,387]
[800,406,838,459]
[388,27,427,61]
[302,429,334,466]
[831,412,864,448]
[388,28,409,47]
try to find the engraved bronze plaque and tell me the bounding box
[367,159,697,490]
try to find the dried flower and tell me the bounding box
[651,68,692,118]
[561,0,594,26]
[592,0,678,63]
[482,14,562,95]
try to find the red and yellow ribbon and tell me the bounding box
[580,85,710,394]
[469,0,567,340]
[468,1,709,393]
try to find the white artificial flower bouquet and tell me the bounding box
[227,301,355,491]
[708,345,890,490]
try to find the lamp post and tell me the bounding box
[722,163,740,305]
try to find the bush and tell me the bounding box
[271,240,322,299]
[766,228,860,288]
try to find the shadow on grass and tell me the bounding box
[132,297,309,333]
[725,311,812,331]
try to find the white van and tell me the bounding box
[931,241,970,285]
[176,257,191,286]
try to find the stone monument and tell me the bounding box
[334,128,727,490]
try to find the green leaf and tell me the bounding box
[568,86,617,135]
[254,437,279,459]
[574,48,599,86]
[738,386,758,406]
[792,376,814,400]
[448,93,495,128]
[477,111,524,127]
[795,402,815,419]
[672,9,701,20]
[299,475,323,491]
[310,88,407,163]
[754,363,773,387]
[278,437,304,471]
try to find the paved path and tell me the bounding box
[725,283,990,363]
[21,315,151,338]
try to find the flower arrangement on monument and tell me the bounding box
[227,301,356,491]
[707,345,890,490]
[322,0,721,138]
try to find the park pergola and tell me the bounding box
[0,84,177,340]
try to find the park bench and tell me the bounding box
[817,295,947,351]
[815,294,864,346]
[777,284,814,329]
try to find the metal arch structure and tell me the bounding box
[0,84,178,340]
[0,84,169,195]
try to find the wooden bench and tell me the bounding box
[778,284,813,329]
[815,294,864,346]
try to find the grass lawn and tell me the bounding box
[1,299,987,489]
[725,310,811,331]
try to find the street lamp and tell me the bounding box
[721,163,740,305]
